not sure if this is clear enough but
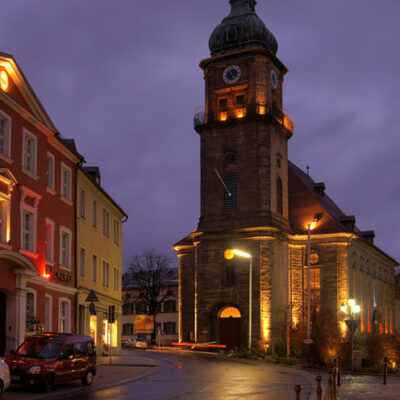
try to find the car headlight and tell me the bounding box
[28,366,41,374]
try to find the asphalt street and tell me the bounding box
[73,351,314,400]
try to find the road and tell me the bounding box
[75,350,314,400]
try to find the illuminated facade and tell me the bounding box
[122,282,178,344]
[174,0,398,351]
[76,167,126,355]
[0,52,81,355]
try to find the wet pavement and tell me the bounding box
[336,373,400,400]
[69,351,316,400]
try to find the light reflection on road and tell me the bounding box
[76,351,313,400]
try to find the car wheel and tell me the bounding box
[0,380,4,398]
[82,370,94,386]
[42,374,55,393]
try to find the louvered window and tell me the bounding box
[223,173,237,211]
[277,177,283,215]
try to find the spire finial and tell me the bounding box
[306,165,310,176]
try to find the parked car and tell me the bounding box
[0,357,10,397]
[4,333,96,392]
[122,337,148,349]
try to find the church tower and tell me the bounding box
[195,0,293,234]
[176,0,294,351]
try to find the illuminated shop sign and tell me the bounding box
[45,267,72,283]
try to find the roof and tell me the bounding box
[79,166,127,219]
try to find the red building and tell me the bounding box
[0,52,82,355]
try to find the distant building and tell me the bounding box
[0,52,82,355]
[122,280,178,344]
[76,166,127,355]
[173,0,398,352]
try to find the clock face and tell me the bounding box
[223,65,241,84]
[270,69,278,90]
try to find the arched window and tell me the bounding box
[276,177,283,215]
[223,173,237,211]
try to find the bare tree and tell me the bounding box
[123,249,176,342]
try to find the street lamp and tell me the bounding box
[340,299,361,370]
[304,213,322,345]
[224,248,252,350]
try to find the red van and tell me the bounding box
[4,333,96,392]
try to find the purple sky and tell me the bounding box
[1,1,399,268]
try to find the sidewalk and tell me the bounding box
[336,374,400,400]
[4,353,156,400]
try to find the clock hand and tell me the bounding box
[214,168,231,197]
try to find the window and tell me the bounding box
[123,323,134,335]
[236,95,245,105]
[163,322,176,335]
[277,177,283,215]
[22,130,37,174]
[113,267,119,291]
[44,295,52,332]
[122,303,134,315]
[80,189,86,218]
[0,109,11,158]
[60,343,74,359]
[80,248,85,277]
[92,254,97,282]
[222,262,235,286]
[223,173,237,211]
[59,227,72,268]
[46,152,55,190]
[61,163,72,201]
[219,98,228,111]
[102,261,109,287]
[163,300,176,313]
[45,219,55,262]
[21,211,35,252]
[102,209,109,237]
[305,267,320,313]
[25,291,35,331]
[0,196,10,243]
[113,219,119,245]
[92,200,97,227]
[59,299,71,333]
[75,342,86,358]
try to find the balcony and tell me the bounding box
[193,104,294,134]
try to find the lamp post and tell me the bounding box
[304,217,318,345]
[224,248,252,350]
[340,299,360,370]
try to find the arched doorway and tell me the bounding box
[218,306,241,350]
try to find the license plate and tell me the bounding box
[11,375,21,381]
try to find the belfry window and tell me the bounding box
[276,177,283,215]
[236,95,245,106]
[223,173,237,211]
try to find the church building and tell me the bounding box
[173,0,398,352]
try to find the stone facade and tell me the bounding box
[173,0,398,352]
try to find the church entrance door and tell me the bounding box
[0,292,6,356]
[218,306,241,350]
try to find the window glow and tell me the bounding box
[219,112,227,121]
[0,71,8,91]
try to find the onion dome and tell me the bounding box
[209,0,278,57]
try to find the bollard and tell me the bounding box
[337,356,342,387]
[332,367,337,400]
[383,356,388,385]
[328,372,333,400]
[293,384,302,400]
[316,375,322,400]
